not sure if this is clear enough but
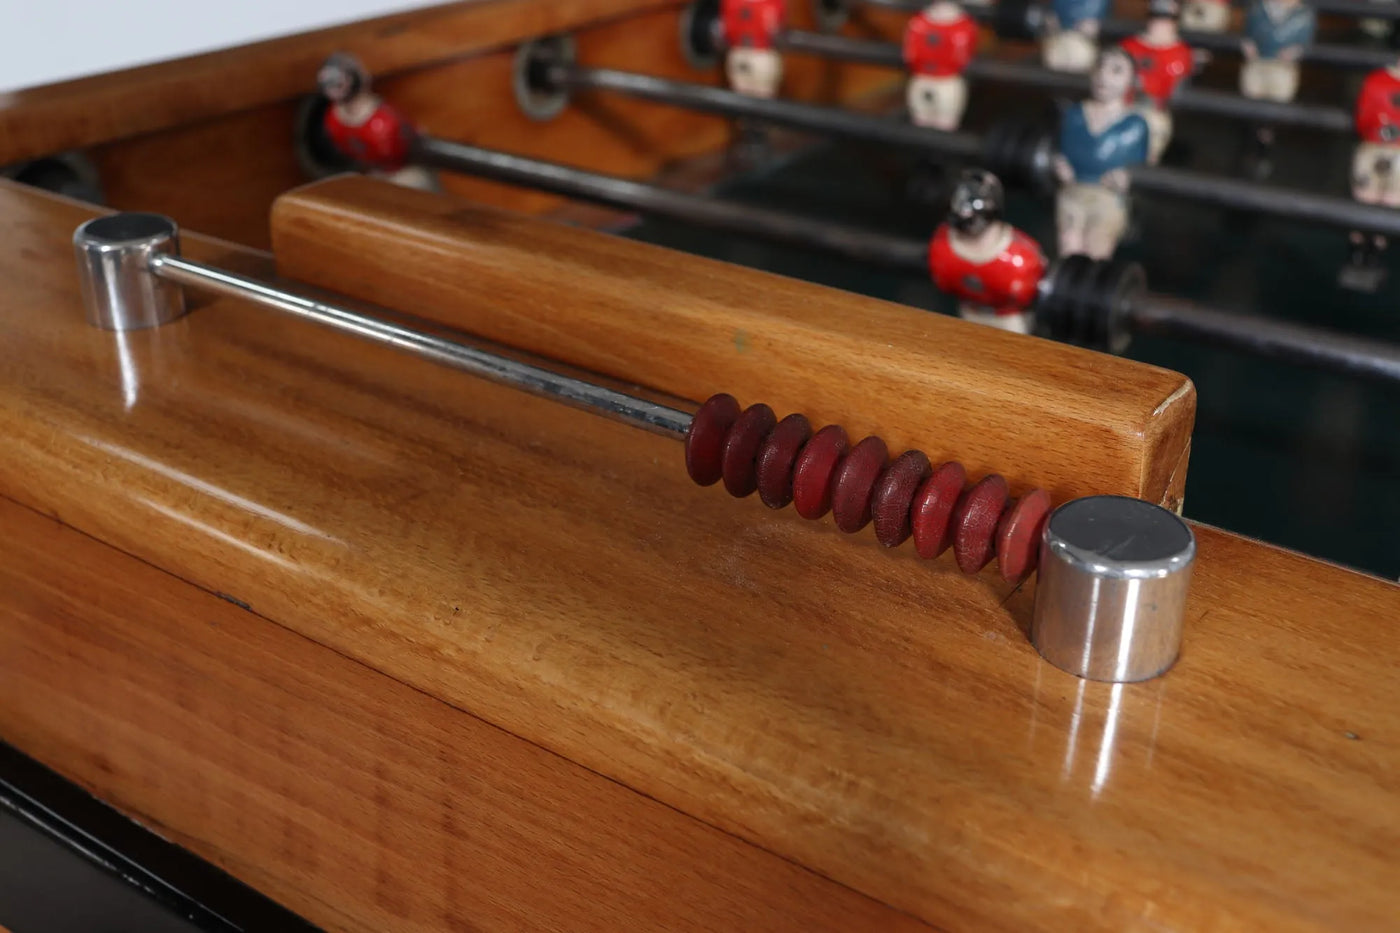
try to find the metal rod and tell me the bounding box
[409,135,934,270]
[406,138,1400,386]
[860,0,1400,27]
[1126,294,1400,383]
[1099,20,1397,69]
[777,29,1353,134]
[555,63,1400,236]
[147,254,693,439]
[550,63,984,160]
[1126,164,1400,234]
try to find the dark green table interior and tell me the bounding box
[617,54,1400,580]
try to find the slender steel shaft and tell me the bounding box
[1127,164,1400,234]
[147,254,693,439]
[777,30,1353,134]
[861,0,1400,27]
[410,135,934,270]
[406,137,1400,385]
[1126,295,1400,383]
[1100,19,1396,68]
[550,63,984,159]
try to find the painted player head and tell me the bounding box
[947,168,1004,236]
[317,52,368,104]
[1090,47,1137,104]
[1146,0,1181,20]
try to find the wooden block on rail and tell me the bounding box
[272,175,1195,506]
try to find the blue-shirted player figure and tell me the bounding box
[1043,0,1109,73]
[1054,47,1151,259]
[1240,0,1315,103]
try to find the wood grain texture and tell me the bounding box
[272,175,1196,505]
[4,180,1400,931]
[0,0,685,165]
[0,498,929,933]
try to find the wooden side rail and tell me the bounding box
[2,178,1398,931]
[0,0,682,165]
[271,175,1196,507]
[0,498,922,932]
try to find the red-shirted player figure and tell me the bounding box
[903,2,979,131]
[1119,0,1193,165]
[318,53,414,172]
[1346,58,1400,281]
[929,169,1048,334]
[721,0,785,98]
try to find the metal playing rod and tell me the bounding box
[776,30,1354,134]
[1098,19,1395,68]
[71,214,690,438]
[545,63,984,160]
[857,0,1400,26]
[547,64,1400,236]
[408,137,1400,386]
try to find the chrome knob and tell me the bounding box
[73,212,185,330]
[1032,495,1196,682]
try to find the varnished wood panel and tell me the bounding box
[2,181,1399,931]
[0,0,685,165]
[272,175,1195,505]
[0,498,928,933]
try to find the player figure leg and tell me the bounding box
[383,165,440,192]
[1135,104,1173,166]
[957,304,1035,334]
[906,75,969,131]
[726,48,784,98]
[1057,183,1127,260]
[1181,0,1230,32]
[1043,30,1098,74]
[1342,142,1396,289]
[1241,59,1300,103]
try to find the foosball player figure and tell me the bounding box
[721,0,786,99]
[903,1,980,131]
[1343,59,1400,289]
[1054,48,1150,260]
[317,53,436,190]
[929,169,1048,334]
[1181,0,1231,33]
[1239,0,1315,168]
[1042,0,1109,73]
[1119,0,1193,165]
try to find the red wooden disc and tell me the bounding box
[871,450,932,547]
[721,403,777,498]
[910,462,967,560]
[996,488,1052,582]
[684,393,740,487]
[952,474,1010,574]
[792,425,849,520]
[830,436,889,534]
[755,413,813,509]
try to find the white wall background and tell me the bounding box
[0,0,434,92]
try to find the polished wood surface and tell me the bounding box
[0,498,927,933]
[0,0,681,165]
[2,180,1399,931]
[273,176,1196,506]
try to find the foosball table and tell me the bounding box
[1,0,1398,930]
